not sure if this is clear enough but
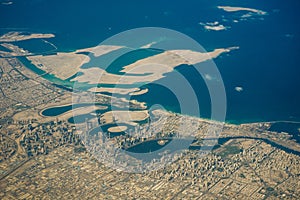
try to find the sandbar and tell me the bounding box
[108,126,128,133]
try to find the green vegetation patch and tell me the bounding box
[218,145,241,158]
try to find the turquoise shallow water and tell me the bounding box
[1,0,299,124]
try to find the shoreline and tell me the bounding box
[15,49,300,126]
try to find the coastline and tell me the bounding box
[16,55,300,125]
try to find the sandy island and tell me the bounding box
[75,45,123,57]
[25,44,239,97]
[27,52,90,80]
[130,88,148,96]
[88,87,148,96]
[72,47,239,85]
[101,110,149,125]
[108,126,128,133]
[204,24,227,31]
[218,6,267,15]
[26,45,125,80]
[88,87,140,95]
[200,22,227,31]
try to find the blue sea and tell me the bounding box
[1,0,299,124]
